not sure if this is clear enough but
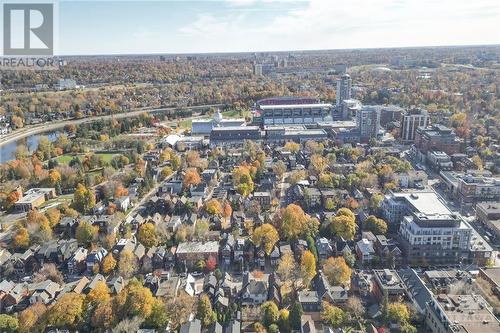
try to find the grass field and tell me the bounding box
[222,110,250,119]
[55,153,116,165]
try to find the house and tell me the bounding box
[374,235,402,267]
[115,196,131,212]
[86,248,108,272]
[2,283,30,312]
[234,238,254,270]
[68,247,88,275]
[221,235,235,266]
[316,238,333,260]
[175,241,219,270]
[180,319,202,333]
[253,192,272,209]
[57,216,78,236]
[29,280,61,305]
[301,315,316,333]
[241,271,269,305]
[356,239,375,265]
[10,248,38,276]
[298,272,348,312]
[190,183,208,198]
[372,269,406,301]
[57,277,89,299]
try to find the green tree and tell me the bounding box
[278,309,291,333]
[363,215,387,235]
[261,301,279,328]
[0,314,19,333]
[76,220,98,247]
[321,302,345,328]
[196,294,216,327]
[145,298,170,330]
[290,303,303,330]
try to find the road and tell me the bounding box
[0,103,223,147]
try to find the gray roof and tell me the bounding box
[180,319,202,333]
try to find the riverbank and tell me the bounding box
[0,103,222,148]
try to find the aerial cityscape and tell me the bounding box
[0,1,499,333]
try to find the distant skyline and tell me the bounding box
[55,0,500,55]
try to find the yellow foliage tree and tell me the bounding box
[252,224,279,256]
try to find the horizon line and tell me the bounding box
[53,43,500,58]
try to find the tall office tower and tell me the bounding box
[357,106,381,142]
[401,108,429,142]
[253,63,263,76]
[336,74,352,108]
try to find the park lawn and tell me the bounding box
[222,110,250,119]
[178,119,192,128]
[55,152,116,165]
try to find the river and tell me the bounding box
[0,131,61,163]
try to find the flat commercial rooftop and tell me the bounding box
[393,191,451,215]
[259,103,332,109]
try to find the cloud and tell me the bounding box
[175,0,499,52]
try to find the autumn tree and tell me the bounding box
[346,296,365,318]
[323,257,352,286]
[45,207,61,228]
[252,223,279,255]
[321,301,345,328]
[363,215,388,235]
[92,299,114,331]
[232,165,254,197]
[276,252,299,283]
[183,168,201,188]
[196,294,216,327]
[33,263,64,284]
[300,250,317,286]
[145,298,170,330]
[119,249,138,278]
[206,255,217,271]
[76,220,98,247]
[138,223,158,248]
[205,199,223,216]
[73,183,96,214]
[164,292,196,329]
[387,302,410,324]
[86,281,111,305]
[278,204,319,240]
[115,279,154,319]
[222,201,232,229]
[328,208,357,240]
[46,292,85,329]
[13,227,30,249]
[272,160,287,179]
[284,141,300,153]
[18,303,47,333]
[101,254,117,275]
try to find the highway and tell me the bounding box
[0,104,223,148]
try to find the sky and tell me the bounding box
[55,0,500,55]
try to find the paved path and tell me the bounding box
[0,103,223,147]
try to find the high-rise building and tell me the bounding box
[356,106,380,142]
[253,63,263,76]
[401,108,429,142]
[336,74,352,108]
